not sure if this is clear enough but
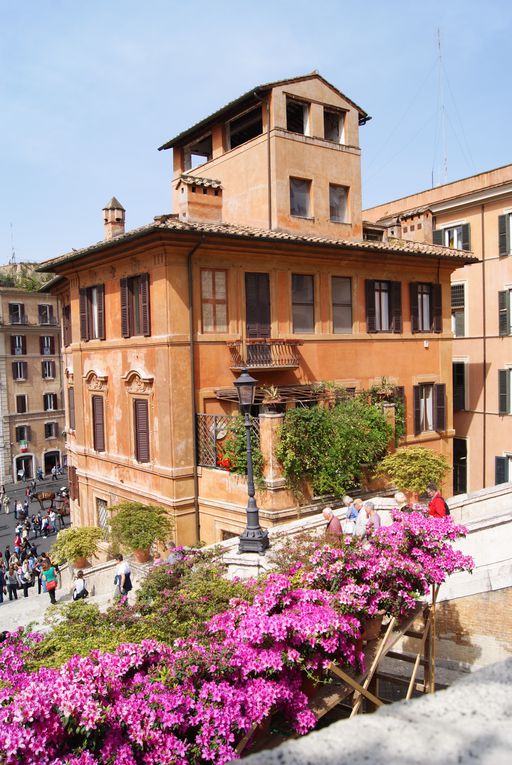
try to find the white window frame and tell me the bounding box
[9,303,25,324]
[43,392,57,412]
[419,383,434,432]
[323,107,345,144]
[13,361,27,381]
[39,304,53,325]
[44,421,58,439]
[451,281,467,337]
[42,360,55,380]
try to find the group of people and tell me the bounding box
[323,482,449,539]
[0,549,60,605]
[323,496,381,539]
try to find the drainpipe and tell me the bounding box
[481,205,487,488]
[254,90,272,230]
[187,236,205,543]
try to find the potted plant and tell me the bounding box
[50,527,103,568]
[374,446,450,503]
[109,501,173,563]
[261,385,282,412]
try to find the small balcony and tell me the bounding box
[227,339,302,370]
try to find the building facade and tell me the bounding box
[40,75,474,544]
[0,287,65,482]
[364,164,512,494]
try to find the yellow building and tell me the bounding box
[0,286,65,483]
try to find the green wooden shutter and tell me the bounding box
[498,215,509,256]
[495,456,508,485]
[409,283,419,333]
[432,229,443,245]
[461,223,471,251]
[498,369,510,415]
[498,290,510,336]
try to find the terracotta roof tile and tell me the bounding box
[37,216,478,273]
[178,174,223,189]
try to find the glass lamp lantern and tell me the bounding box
[233,369,258,411]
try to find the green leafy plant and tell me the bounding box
[276,397,392,498]
[109,501,173,552]
[50,527,103,564]
[218,414,264,485]
[375,446,451,494]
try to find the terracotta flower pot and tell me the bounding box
[73,557,88,569]
[361,612,385,641]
[133,548,150,564]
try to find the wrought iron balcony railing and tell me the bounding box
[227,339,302,370]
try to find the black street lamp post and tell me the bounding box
[234,368,269,555]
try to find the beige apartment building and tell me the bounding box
[0,287,65,483]
[364,164,512,493]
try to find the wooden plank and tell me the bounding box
[329,663,383,708]
[309,682,354,719]
[350,616,397,717]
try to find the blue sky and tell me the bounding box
[0,0,510,263]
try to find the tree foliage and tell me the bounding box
[218,414,264,485]
[375,446,451,494]
[109,501,173,552]
[50,527,103,564]
[275,397,392,498]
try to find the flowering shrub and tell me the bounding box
[0,513,473,764]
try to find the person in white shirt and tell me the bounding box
[354,503,368,537]
[114,554,132,598]
[72,570,88,601]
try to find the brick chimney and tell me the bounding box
[103,197,126,240]
[177,175,223,224]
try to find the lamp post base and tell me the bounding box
[238,526,270,555]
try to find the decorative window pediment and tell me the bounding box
[122,369,154,395]
[84,370,108,392]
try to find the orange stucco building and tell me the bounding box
[365,164,512,494]
[40,75,475,544]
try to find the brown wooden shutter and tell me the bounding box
[461,223,471,251]
[53,393,58,409]
[120,278,130,337]
[50,336,55,354]
[134,398,150,462]
[96,285,105,340]
[26,425,31,441]
[12,362,18,379]
[39,336,44,355]
[413,385,421,435]
[432,284,442,333]
[92,395,105,452]
[499,291,510,336]
[409,283,419,333]
[10,336,15,355]
[432,229,443,245]
[51,360,56,377]
[63,305,71,346]
[245,273,270,338]
[22,336,27,354]
[141,273,151,337]
[79,289,88,340]
[68,387,76,430]
[365,280,377,333]
[495,456,508,485]
[390,281,402,333]
[434,383,446,431]
[22,361,27,379]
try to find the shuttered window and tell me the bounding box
[38,304,54,325]
[410,283,442,333]
[365,280,402,333]
[498,290,511,336]
[9,303,25,324]
[413,383,446,434]
[451,284,466,337]
[11,335,26,355]
[92,395,105,452]
[12,361,27,381]
[63,304,72,346]
[134,398,150,462]
[200,269,227,333]
[453,362,466,412]
[498,369,511,415]
[68,387,76,431]
[498,214,511,256]
[292,274,315,333]
[79,285,105,341]
[16,395,28,414]
[40,335,55,355]
[433,224,470,250]
[120,273,151,337]
[332,276,352,333]
[41,360,56,379]
[44,422,57,438]
[495,456,509,485]
[15,425,30,442]
[43,393,58,411]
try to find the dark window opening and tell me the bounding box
[286,98,308,134]
[184,134,212,170]
[290,177,311,217]
[16,395,27,414]
[228,106,263,149]
[324,109,344,142]
[453,362,466,412]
